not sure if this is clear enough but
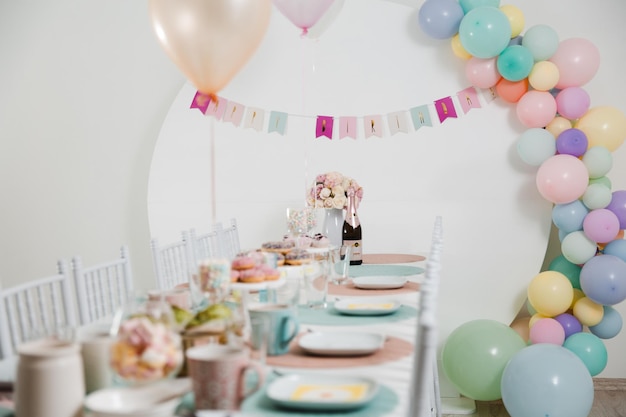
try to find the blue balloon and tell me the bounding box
[459,7,511,58]
[552,200,588,234]
[580,254,626,305]
[508,35,523,46]
[603,238,626,262]
[497,45,534,81]
[418,0,465,40]
[589,305,623,339]
[501,344,594,417]
[563,332,608,376]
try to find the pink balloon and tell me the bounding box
[530,318,566,345]
[556,87,591,120]
[583,209,620,244]
[536,154,589,204]
[273,0,335,35]
[465,57,502,89]
[516,91,557,128]
[550,38,600,89]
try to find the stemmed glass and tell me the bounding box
[286,207,317,248]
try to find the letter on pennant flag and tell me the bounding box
[243,107,264,131]
[409,105,432,130]
[268,111,288,135]
[339,117,357,139]
[205,96,228,120]
[223,101,245,127]
[457,87,481,114]
[316,116,334,139]
[387,111,409,135]
[190,91,211,114]
[363,115,383,138]
[434,96,457,123]
[483,87,497,103]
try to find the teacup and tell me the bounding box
[248,303,299,356]
[186,344,264,411]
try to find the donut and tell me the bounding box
[230,269,240,282]
[285,249,312,265]
[261,240,295,254]
[276,253,285,266]
[311,233,330,248]
[231,255,255,271]
[239,268,265,283]
[260,264,281,281]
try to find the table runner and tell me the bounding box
[266,333,413,369]
[297,303,417,326]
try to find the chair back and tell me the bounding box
[71,245,133,326]
[0,260,76,359]
[151,230,195,290]
[193,225,222,263]
[215,218,241,260]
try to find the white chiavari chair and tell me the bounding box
[408,216,443,417]
[0,260,77,359]
[151,230,195,290]
[192,225,222,263]
[215,218,241,260]
[71,245,134,326]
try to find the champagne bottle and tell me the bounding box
[342,191,362,265]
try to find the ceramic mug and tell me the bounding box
[186,344,264,410]
[248,303,299,355]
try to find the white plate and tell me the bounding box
[298,331,385,356]
[334,298,402,316]
[266,373,379,411]
[352,275,408,289]
[229,276,285,291]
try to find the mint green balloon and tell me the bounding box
[583,146,613,179]
[582,183,612,210]
[522,24,560,61]
[589,175,612,189]
[459,0,500,13]
[459,7,511,59]
[442,319,526,401]
[516,128,556,166]
[563,332,608,376]
[497,45,534,81]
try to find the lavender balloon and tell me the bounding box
[556,128,588,157]
[418,0,465,40]
[554,313,582,338]
[606,190,626,229]
[580,254,626,305]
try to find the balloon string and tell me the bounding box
[301,36,310,206]
[210,116,217,226]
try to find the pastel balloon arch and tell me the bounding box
[148,0,626,415]
[419,0,626,415]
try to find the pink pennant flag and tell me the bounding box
[457,87,481,114]
[387,111,409,135]
[243,107,264,131]
[190,91,211,114]
[316,116,334,139]
[223,101,245,127]
[363,115,383,138]
[434,96,457,123]
[205,96,228,120]
[339,117,357,139]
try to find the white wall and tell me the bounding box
[1,0,625,378]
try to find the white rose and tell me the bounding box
[320,187,332,199]
[333,195,347,209]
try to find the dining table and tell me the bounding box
[0,253,435,417]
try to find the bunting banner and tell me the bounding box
[190,86,491,140]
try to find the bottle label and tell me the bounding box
[342,240,362,261]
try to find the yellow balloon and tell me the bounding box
[570,288,585,309]
[451,34,472,60]
[500,5,525,38]
[573,296,604,326]
[527,271,574,317]
[576,106,626,152]
[546,116,573,137]
[529,313,549,327]
[148,0,272,96]
[528,61,560,91]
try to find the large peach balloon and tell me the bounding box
[148,0,272,96]
[576,106,626,152]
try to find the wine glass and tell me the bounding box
[286,207,317,248]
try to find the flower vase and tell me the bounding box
[322,208,344,248]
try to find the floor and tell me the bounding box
[443,379,626,417]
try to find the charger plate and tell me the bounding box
[297,303,417,326]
